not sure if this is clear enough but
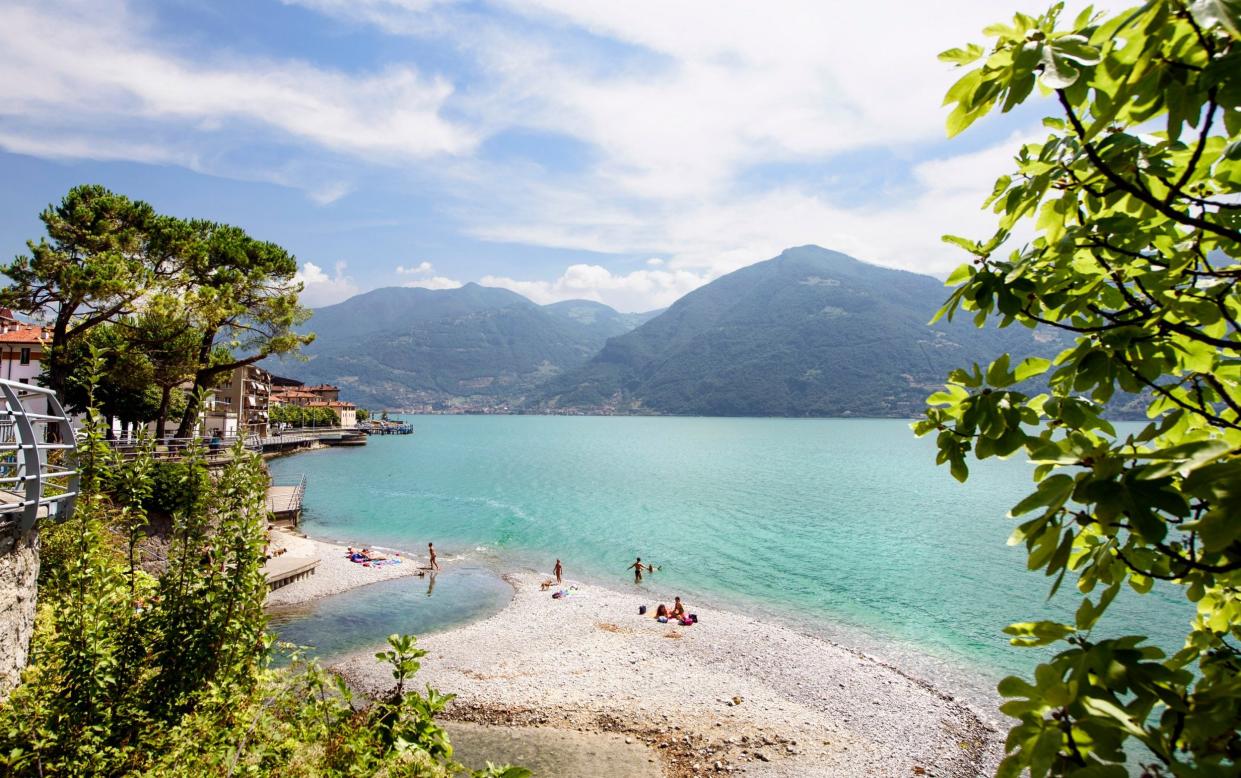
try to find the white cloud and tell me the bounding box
[307,181,353,206]
[396,261,436,275]
[404,276,463,290]
[1,0,1117,312]
[283,0,463,35]
[396,260,462,288]
[461,129,1036,290]
[481,264,709,311]
[295,261,359,306]
[0,0,476,173]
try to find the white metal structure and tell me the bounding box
[0,379,77,534]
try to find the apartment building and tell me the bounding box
[204,365,271,437]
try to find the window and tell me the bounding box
[18,378,29,384]
[19,347,31,365]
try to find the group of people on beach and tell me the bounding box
[346,542,441,571]
[547,556,693,626]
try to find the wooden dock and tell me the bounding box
[266,474,305,527]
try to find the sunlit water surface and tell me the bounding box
[269,416,1185,714]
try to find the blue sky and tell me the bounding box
[0,0,1106,311]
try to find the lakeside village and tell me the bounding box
[0,305,410,591]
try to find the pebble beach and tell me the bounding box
[264,529,423,607]
[327,571,1006,777]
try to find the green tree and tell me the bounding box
[0,185,180,395]
[1,369,524,776]
[53,323,162,432]
[919,2,1240,775]
[270,404,339,428]
[174,222,313,438]
[127,297,213,438]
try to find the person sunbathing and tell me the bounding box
[654,603,670,619]
[669,596,686,621]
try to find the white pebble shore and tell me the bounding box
[264,529,423,607]
[333,571,1006,777]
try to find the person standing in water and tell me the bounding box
[428,542,440,571]
[628,557,645,584]
[553,559,563,585]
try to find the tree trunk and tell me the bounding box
[174,331,217,439]
[155,385,172,439]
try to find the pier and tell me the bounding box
[266,474,305,527]
[359,421,413,435]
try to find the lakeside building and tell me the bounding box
[269,379,358,427]
[303,399,357,427]
[269,388,319,407]
[204,365,272,437]
[0,308,277,439]
[0,309,48,415]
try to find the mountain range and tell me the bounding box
[270,245,1066,416]
[266,284,661,410]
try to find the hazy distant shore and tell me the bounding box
[331,570,1005,777]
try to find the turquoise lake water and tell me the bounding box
[268,415,1186,710]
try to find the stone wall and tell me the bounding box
[0,525,38,698]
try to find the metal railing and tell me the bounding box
[266,473,306,516]
[0,380,78,533]
[106,434,263,462]
[259,426,358,447]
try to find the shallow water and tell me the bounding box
[445,722,662,778]
[269,416,1187,712]
[267,566,512,659]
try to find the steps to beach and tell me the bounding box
[263,554,319,590]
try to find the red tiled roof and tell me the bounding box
[273,389,317,398]
[0,324,47,343]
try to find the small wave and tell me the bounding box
[383,490,534,522]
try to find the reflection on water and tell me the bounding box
[268,566,512,660]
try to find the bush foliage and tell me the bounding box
[0,376,525,777]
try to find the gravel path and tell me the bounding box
[265,529,424,607]
[334,571,1004,777]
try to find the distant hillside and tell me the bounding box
[267,284,658,409]
[542,299,663,339]
[536,246,1067,417]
